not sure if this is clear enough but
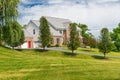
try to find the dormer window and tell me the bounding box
[33,29,35,35]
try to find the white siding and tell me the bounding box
[21,42,28,48]
[25,21,39,41]
[33,42,41,48]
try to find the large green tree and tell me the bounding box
[110,23,120,51]
[98,28,111,58]
[0,0,19,25]
[77,23,94,47]
[77,23,89,38]
[0,0,23,48]
[39,16,51,50]
[0,25,3,45]
[67,23,80,55]
[3,21,24,49]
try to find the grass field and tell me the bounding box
[64,47,120,56]
[0,46,120,80]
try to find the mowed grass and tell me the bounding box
[77,48,120,56]
[0,47,120,80]
[64,47,120,57]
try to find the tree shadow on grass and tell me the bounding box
[15,48,48,52]
[81,49,95,52]
[92,55,109,60]
[63,52,77,57]
[15,49,23,51]
[34,49,48,52]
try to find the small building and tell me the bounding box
[21,16,82,48]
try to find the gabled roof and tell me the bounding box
[31,20,40,27]
[50,26,62,36]
[30,16,71,30]
[45,16,71,30]
[28,16,71,36]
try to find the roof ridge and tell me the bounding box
[45,16,71,21]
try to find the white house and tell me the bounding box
[21,16,82,48]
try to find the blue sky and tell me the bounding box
[18,0,120,37]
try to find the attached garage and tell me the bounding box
[21,42,28,48]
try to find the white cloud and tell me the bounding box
[18,0,120,37]
[20,0,29,4]
[48,0,64,4]
[97,0,119,3]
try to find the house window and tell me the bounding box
[57,38,60,44]
[59,30,62,34]
[63,30,66,34]
[33,29,35,35]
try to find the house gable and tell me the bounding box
[24,20,39,41]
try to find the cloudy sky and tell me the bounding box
[18,0,120,37]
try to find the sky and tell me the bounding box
[18,0,120,37]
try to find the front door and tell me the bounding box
[28,41,31,48]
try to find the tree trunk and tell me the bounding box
[104,52,106,59]
[43,47,45,50]
[0,40,1,46]
[12,46,14,50]
[72,50,74,56]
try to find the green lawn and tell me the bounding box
[76,48,120,56]
[64,47,120,56]
[0,46,120,80]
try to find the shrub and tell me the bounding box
[47,44,51,47]
[55,44,60,47]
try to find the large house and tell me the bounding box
[21,16,82,48]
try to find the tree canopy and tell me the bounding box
[39,16,51,50]
[77,23,89,39]
[110,23,120,51]
[67,23,80,55]
[0,0,24,48]
[98,28,111,58]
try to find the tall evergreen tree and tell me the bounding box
[98,28,111,58]
[67,23,80,55]
[39,16,51,50]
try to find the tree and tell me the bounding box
[0,0,22,48]
[0,0,19,25]
[84,37,98,48]
[98,28,111,58]
[19,30,25,46]
[3,21,24,49]
[0,0,19,43]
[110,23,120,51]
[76,23,93,46]
[67,23,80,55]
[0,25,3,45]
[77,23,89,39]
[39,16,51,50]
